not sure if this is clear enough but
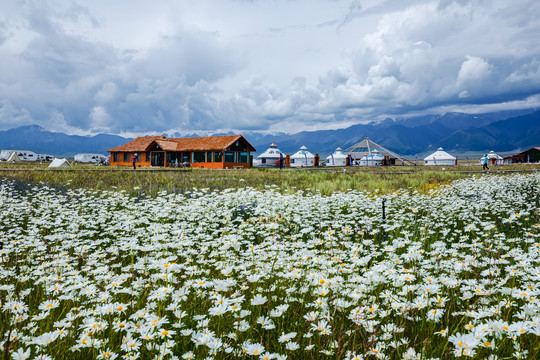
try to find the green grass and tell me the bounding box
[0,162,538,196]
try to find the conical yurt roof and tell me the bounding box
[257,141,283,159]
[326,147,347,159]
[486,150,503,160]
[345,137,411,164]
[291,145,315,159]
[424,147,456,161]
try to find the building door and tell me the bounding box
[151,152,165,167]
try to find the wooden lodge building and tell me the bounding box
[503,147,540,164]
[108,135,256,169]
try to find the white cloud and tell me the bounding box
[457,56,493,87]
[0,0,539,134]
[89,106,111,131]
[0,100,33,128]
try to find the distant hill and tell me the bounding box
[0,125,131,157]
[250,110,540,157]
[1,109,539,158]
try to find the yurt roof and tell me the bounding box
[486,150,503,159]
[291,146,315,159]
[424,147,456,161]
[327,147,347,159]
[256,141,283,159]
[344,137,412,164]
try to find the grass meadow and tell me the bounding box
[1,165,540,359]
[1,162,538,196]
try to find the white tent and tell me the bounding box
[290,146,315,167]
[360,149,384,166]
[6,152,22,163]
[255,141,284,167]
[48,158,71,168]
[485,150,503,165]
[325,147,347,166]
[7,152,22,163]
[424,147,456,166]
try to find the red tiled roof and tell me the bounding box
[109,135,256,152]
[155,139,180,151]
[169,135,256,152]
[108,136,166,152]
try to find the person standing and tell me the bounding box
[482,154,489,171]
[132,153,137,170]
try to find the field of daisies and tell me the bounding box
[1,173,539,360]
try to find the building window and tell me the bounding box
[124,153,129,162]
[183,153,190,163]
[193,152,206,163]
[206,152,213,162]
[114,153,119,162]
[146,152,150,162]
[261,158,266,164]
[214,152,223,162]
[238,152,249,163]
[290,159,295,164]
[224,152,235,163]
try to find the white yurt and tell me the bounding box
[255,141,284,167]
[359,149,384,166]
[325,147,347,167]
[48,158,71,168]
[486,150,503,165]
[290,146,315,167]
[424,147,456,166]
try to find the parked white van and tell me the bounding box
[74,153,107,164]
[37,154,54,162]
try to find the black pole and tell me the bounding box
[382,198,387,222]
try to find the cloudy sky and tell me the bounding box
[1,0,540,136]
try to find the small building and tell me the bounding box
[255,141,284,167]
[325,147,348,167]
[290,146,315,167]
[424,147,457,166]
[504,147,540,164]
[108,135,256,169]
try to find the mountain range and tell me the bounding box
[252,109,540,157]
[0,108,538,158]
